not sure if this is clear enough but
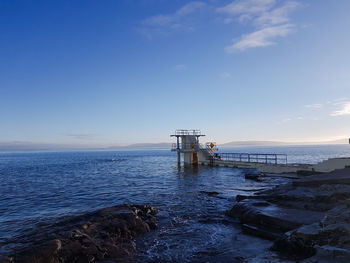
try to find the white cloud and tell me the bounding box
[142,1,206,30]
[218,0,300,52]
[225,24,294,52]
[140,0,301,52]
[331,102,350,116]
[217,0,275,21]
[254,1,300,27]
[280,118,292,123]
[305,103,322,109]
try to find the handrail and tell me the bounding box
[171,143,200,150]
[212,152,288,165]
[171,130,202,136]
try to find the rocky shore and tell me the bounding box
[227,167,350,262]
[1,204,158,263]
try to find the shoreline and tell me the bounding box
[2,166,350,262]
[227,167,350,262]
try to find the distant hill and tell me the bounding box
[220,138,349,147]
[122,142,172,148]
[0,138,348,152]
[220,141,289,146]
[0,142,96,152]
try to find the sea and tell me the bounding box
[1,145,350,262]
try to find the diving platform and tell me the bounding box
[170,130,350,174]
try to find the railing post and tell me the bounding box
[275,155,277,164]
[265,155,267,163]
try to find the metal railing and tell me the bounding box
[212,152,288,165]
[172,130,202,136]
[171,143,200,150]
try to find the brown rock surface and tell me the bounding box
[2,205,158,263]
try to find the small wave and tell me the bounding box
[97,158,126,163]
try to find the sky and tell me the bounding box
[1,0,350,148]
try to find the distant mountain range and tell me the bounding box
[109,143,172,149]
[0,142,99,152]
[220,138,349,147]
[0,139,348,152]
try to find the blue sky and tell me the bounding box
[1,0,350,147]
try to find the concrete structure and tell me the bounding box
[170,129,217,166]
[171,130,350,173]
[200,158,350,174]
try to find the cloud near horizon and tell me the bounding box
[64,133,97,140]
[331,102,350,117]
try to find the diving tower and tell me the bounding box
[171,130,350,173]
[170,129,218,166]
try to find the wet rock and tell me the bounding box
[200,191,220,196]
[296,170,320,176]
[3,205,159,263]
[272,234,316,260]
[227,199,323,234]
[293,168,350,187]
[311,245,350,262]
[227,168,350,261]
[245,173,263,181]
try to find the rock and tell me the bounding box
[200,191,220,196]
[272,234,316,260]
[245,173,262,181]
[227,200,324,235]
[312,245,350,262]
[227,168,350,261]
[4,205,159,263]
[293,168,350,187]
[296,170,320,176]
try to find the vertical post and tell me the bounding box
[177,136,180,149]
[275,155,277,164]
[177,152,181,165]
[265,155,268,163]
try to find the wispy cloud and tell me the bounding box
[281,117,292,123]
[173,64,187,71]
[331,102,350,117]
[217,0,275,23]
[65,133,97,140]
[226,24,294,52]
[254,1,300,27]
[305,103,323,109]
[220,72,231,78]
[218,0,300,52]
[140,0,302,52]
[141,1,207,35]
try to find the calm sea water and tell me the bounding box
[0,145,349,262]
